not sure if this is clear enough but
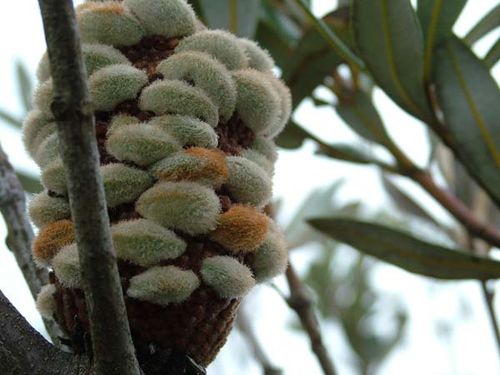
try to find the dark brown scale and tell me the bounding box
[51,34,262,368]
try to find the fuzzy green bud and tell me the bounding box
[41,159,67,195]
[239,38,274,72]
[136,181,221,235]
[76,1,145,46]
[201,256,255,298]
[250,136,278,163]
[224,156,272,207]
[157,51,236,122]
[127,266,200,306]
[22,110,56,158]
[106,123,181,167]
[89,64,148,111]
[266,76,292,138]
[123,0,196,38]
[176,30,248,71]
[252,223,288,282]
[232,69,280,134]
[52,244,81,288]
[241,149,274,176]
[112,219,186,267]
[149,115,218,148]
[36,284,57,319]
[34,133,59,168]
[139,80,219,127]
[101,163,154,207]
[28,191,71,228]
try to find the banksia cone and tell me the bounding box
[27,0,290,368]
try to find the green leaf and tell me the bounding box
[336,91,392,146]
[0,109,22,128]
[275,121,309,149]
[285,180,344,249]
[16,171,42,194]
[317,143,375,165]
[283,8,352,108]
[15,61,33,112]
[417,0,467,79]
[197,0,262,38]
[464,4,500,44]
[352,0,432,120]
[309,218,500,280]
[484,38,500,68]
[381,174,441,227]
[434,37,500,205]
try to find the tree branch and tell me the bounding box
[0,290,90,375]
[285,263,337,375]
[236,307,283,375]
[37,1,140,374]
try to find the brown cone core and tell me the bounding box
[50,34,259,367]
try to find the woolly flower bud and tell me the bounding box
[127,266,200,306]
[41,159,67,195]
[210,204,268,253]
[34,133,59,168]
[150,147,228,188]
[252,223,288,282]
[107,114,139,135]
[265,76,292,138]
[224,156,272,207]
[239,38,274,72]
[176,30,248,71]
[112,219,186,267]
[77,1,144,46]
[201,256,255,298]
[36,284,57,319]
[251,136,278,163]
[232,70,280,134]
[136,181,221,235]
[241,149,274,176]
[123,0,196,38]
[32,220,75,265]
[28,191,71,228]
[101,163,154,208]
[149,115,218,148]
[157,51,236,122]
[52,244,81,288]
[139,80,218,127]
[89,64,148,111]
[37,44,130,82]
[106,124,181,167]
[33,79,54,116]
[22,110,56,158]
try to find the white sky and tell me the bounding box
[0,1,499,374]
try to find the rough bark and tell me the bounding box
[37,1,141,374]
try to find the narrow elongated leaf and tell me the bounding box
[381,175,441,227]
[434,37,500,205]
[317,143,375,165]
[16,171,42,194]
[336,91,392,146]
[464,4,500,44]
[0,109,22,128]
[15,61,33,112]
[197,0,261,37]
[484,38,500,68]
[417,0,467,79]
[275,121,309,149]
[352,0,432,120]
[283,8,352,108]
[309,218,500,280]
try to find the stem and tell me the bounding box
[480,281,500,353]
[37,1,140,374]
[285,263,337,375]
[229,0,238,34]
[237,307,283,375]
[0,143,63,344]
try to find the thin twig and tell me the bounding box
[236,306,283,375]
[37,1,140,374]
[229,0,238,34]
[480,281,500,352]
[0,144,63,343]
[285,263,337,375]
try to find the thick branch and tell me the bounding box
[0,290,89,375]
[0,145,45,298]
[37,1,140,374]
[285,263,337,375]
[236,307,283,375]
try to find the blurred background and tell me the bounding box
[0,1,499,374]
